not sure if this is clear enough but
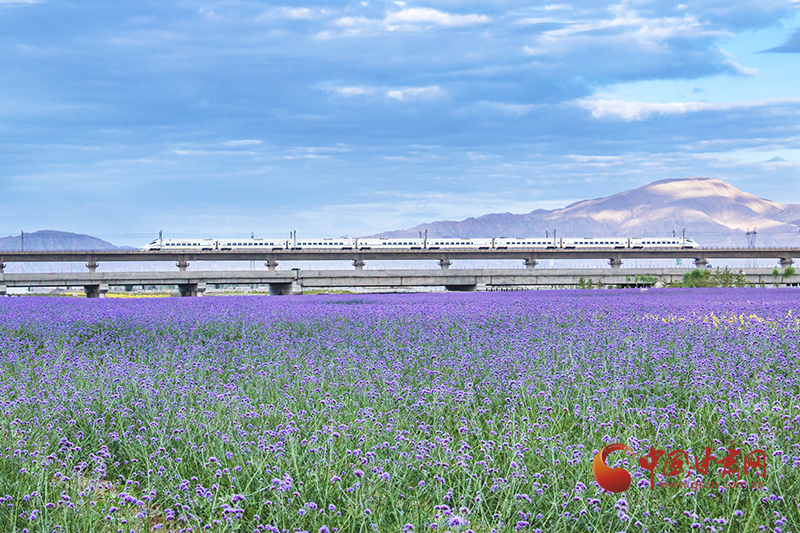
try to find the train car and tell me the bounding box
[355,238,426,250]
[493,237,558,250]
[290,238,356,250]
[217,239,288,251]
[630,237,699,249]
[141,239,218,251]
[561,237,628,250]
[426,237,494,250]
[142,235,703,252]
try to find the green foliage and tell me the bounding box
[682,268,753,288]
[682,269,711,287]
[711,267,735,287]
[634,274,658,286]
[784,265,796,278]
[772,268,781,278]
[734,270,751,288]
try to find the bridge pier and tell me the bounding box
[265,259,278,271]
[525,258,538,269]
[445,284,477,292]
[0,262,5,273]
[268,281,303,296]
[178,282,206,297]
[84,283,108,298]
[86,260,99,273]
[780,257,794,267]
[694,257,708,269]
[177,259,189,271]
[438,259,451,270]
[353,259,365,271]
[609,257,622,269]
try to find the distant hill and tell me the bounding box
[0,230,137,251]
[372,177,800,247]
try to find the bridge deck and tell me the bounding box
[0,247,797,263]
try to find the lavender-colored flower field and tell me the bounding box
[0,289,798,532]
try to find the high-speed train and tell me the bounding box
[140,236,700,251]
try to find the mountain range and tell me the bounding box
[0,230,136,252]
[373,177,800,248]
[4,177,800,254]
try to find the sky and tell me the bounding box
[1,0,800,246]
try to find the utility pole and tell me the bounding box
[745,228,757,248]
[746,228,757,268]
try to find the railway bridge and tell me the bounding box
[0,248,797,296]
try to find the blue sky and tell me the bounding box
[1,0,799,245]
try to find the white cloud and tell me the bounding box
[321,6,491,37]
[544,4,572,10]
[323,85,375,97]
[473,102,538,116]
[320,83,443,101]
[723,60,759,76]
[386,86,443,100]
[280,7,314,19]
[515,17,557,26]
[577,96,800,121]
[259,6,330,22]
[335,16,372,27]
[523,7,724,57]
[222,140,262,147]
[173,149,257,156]
[383,8,490,28]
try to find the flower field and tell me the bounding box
[0,289,798,532]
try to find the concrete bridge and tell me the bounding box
[0,247,797,271]
[1,267,797,297]
[0,248,797,297]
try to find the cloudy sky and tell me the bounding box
[2,0,799,245]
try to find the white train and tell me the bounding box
[141,236,700,251]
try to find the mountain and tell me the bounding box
[373,177,800,247]
[0,230,137,251]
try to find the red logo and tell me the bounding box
[592,440,767,493]
[593,443,634,493]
